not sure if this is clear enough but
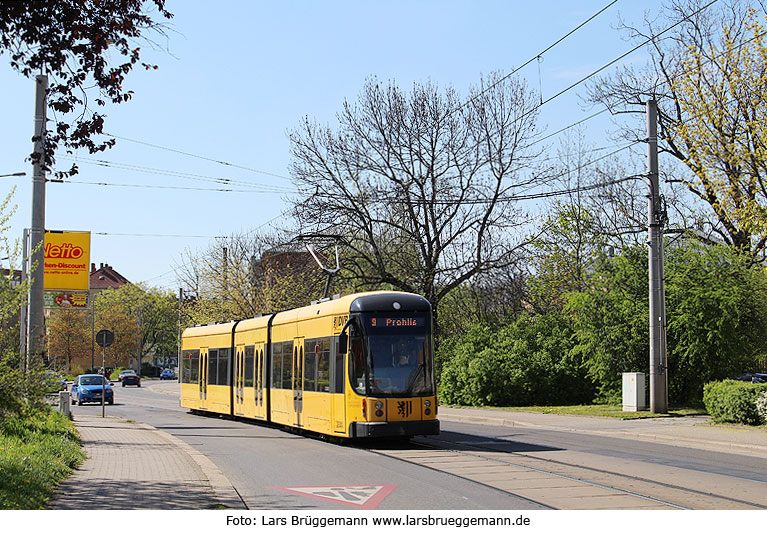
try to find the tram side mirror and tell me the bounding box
[339,331,348,354]
[338,318,352,354]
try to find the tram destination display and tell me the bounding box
[367,315,426,330]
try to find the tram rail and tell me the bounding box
[364,435,767,510]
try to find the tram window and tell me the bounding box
[304,341,316,391]
[349,328,366,395]
[244,346,254,387]
[271,343,283,389]
[182,350,199,384]
[317,338,330,393]
[272,341,293,389]
[190,352,199,384]
[208,349,218,385]
[181,351,189,383]
[282,342,294,389]
[218,348,230,386]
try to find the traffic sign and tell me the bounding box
[95,329,114,348]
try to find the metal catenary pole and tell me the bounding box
[646,99,668,413]
[28,74,48,367]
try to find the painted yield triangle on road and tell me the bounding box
[268,484,397,509]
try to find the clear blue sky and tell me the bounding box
[0,0,664,292]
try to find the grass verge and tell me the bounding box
[447,404,706,418]
[0,408,85,509]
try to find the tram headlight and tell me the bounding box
[375,401,383,410]
[424,400,431,408]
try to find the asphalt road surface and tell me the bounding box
[71,380,545,510]
[69,380,767,510]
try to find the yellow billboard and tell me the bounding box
[44,231,90,291]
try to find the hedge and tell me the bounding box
[702,380,767,425]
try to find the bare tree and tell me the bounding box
[288,73,543,327]
[176,231,325,325]
[588,0,767,260]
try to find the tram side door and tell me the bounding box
[292,337,304,427]
[199,348,208,409]
[234,345,245,415]
[254,342,266,419]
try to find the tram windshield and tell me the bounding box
[350,313,434,396]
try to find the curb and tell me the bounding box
[130,382,246,507]
[141,422,247,509]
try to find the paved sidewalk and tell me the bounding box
[48,414,244,510]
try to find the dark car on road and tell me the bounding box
[71,374,113,405]
[45,370,68,391]
[121,371,141,387]
[733,373,767,383]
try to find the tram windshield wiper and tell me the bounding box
[405,363,425,394]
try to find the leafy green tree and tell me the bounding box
[93,283,177,368]
[564,246,649,400]
[527,203,609,313]
[665,243,767,403]
[563,242,767,405]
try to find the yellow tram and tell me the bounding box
[180,291,439,439]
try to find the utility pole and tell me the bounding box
[647,99,668,414]
[27,74,48,367]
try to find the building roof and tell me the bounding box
[89,263,130,290]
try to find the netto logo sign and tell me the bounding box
[44,231,91,291]
[44,242,85,259]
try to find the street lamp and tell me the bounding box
[0,172,26,178]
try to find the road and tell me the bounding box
[69,379,767,510]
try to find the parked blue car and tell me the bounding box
[71,374,114,405]
[160,368,176,380]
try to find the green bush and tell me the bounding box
[702,380,767,425]
[0,353,65,418]
[439,314,593,407]
[756,390,767,424]
[666,245,767,404]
